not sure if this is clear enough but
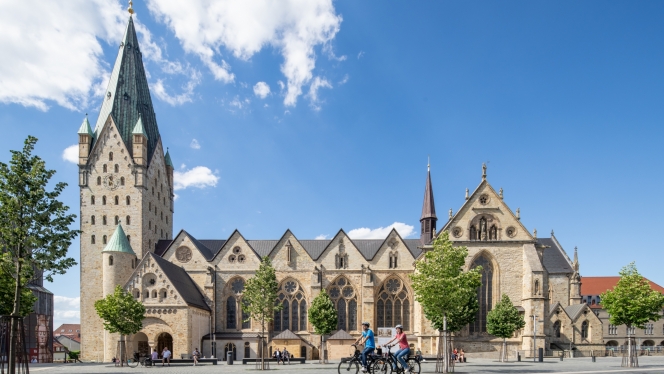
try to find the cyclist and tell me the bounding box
[354,321,375,372]
[384,324,410,372]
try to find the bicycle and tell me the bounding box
[371,344,420,374]
[338,344,385,374]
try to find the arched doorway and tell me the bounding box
[224,343,237,360]
[606,340,619,347]
[300,346,306,358]
[244,342,251,359]
[132,332,149,357]
[156,333,173,356]
[643,340,655,347]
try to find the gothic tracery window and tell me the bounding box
[226,278,250,330]
[376,277,410,331]
[274,279,307,332]
[553,320,561,338]
[581,321,589,339]
[470,255,493,334]
[329,277,358,332]
[335,241,348,269]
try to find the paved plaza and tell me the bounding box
[26,357,664,374]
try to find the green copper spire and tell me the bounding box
[92,16,161,163]
[164,148,173,167]
[77,115,94,137]
[132,115,147,138]
[102,224,135,254]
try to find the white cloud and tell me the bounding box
[338,74,349,85]
[315,234,329,240]
[347,222,415,240]
[307,76,332,110]
[62,145,79,164]
[227,96,251,111]
[173,166,219,190]
[152,68,201,106]
[54,296,80,327]
[146,0,342,107]
[190,139,201,149]
[253,82,271,99]
[357,51,365,59]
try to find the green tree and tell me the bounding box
[410,232,482,373]
[486,294,526,362]
[600,262,664,367]
[94,285,146,366]
[0,136,78,374]
[242,257,281,370]
[308,289,338,363]
[0,254,37,316]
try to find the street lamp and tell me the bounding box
[530,312,540,362]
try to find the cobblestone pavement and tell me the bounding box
[27,356,664,374]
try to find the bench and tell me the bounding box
[242,358,306,364]
[153,358,218,365]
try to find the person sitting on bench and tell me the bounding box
[193,348,201,366]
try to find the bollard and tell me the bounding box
[517,353,521,362]
[592,356,596,363]
[227,351,233,365]
[538,348,543,362]
[560,354,563,361]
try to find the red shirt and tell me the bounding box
[396,333,409,349]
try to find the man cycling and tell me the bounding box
[354,322,375,373]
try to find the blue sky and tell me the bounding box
[0,1,663,327]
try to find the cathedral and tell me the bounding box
[78,14,603,362]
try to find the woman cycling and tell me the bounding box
[384,324,410,372]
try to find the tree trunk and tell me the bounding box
[502,338,507,362]
[320,335,324,364]
[261,321,265,370]
[443,315,449,373]
[9,258,23,374]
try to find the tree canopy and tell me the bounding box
[487,294,526,339]
[0,254,36,317]
[94,285,145,336]
[308,289,338,335]
[600,262,664,329]
[410,231,482,331]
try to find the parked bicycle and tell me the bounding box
[371,344,420,374]
[338,344,386,374]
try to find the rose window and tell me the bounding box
[232,279,245,294]
[376,277,410,331]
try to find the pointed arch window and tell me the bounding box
[581,321,589,339]
[274,279,307,332]
[114,164,119,173]
[375,277,410,330]
[226,278,250,330]
[126,196,130,205]
[227,296,237,329]
[328,276,358,332]
[109,152,113,161]
[553,320,561,338]
[470,255,494,334]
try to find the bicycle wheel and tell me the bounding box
[370,358,392,374]
[126,358,139,368]
[406,357,420,374]
[338,359,360,374]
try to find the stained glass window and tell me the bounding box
[274,279,307,332]
[227,296,237,329]
[376,277,411,330]
[470,255,493,334]
[328,277,358,332]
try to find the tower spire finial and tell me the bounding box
[128,0,135,15]
[482,162,487,180]
[427,156,430,172]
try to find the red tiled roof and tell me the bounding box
[581,276,664,295]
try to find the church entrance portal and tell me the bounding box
[156,333,173,356]
[224,343,237,360]
[133,332,149,357]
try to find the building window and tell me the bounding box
[609,324,617,335]
[335,241,348,269]
[534,280,540,295]
[244,343,250,359]
[274,279,307,332]
[126,216,130,225]
[114,216,119,225]
[91,215,95,225]
[227,296,237,329]
[114,196,119,205]
[628,326,635,335]
[389,252,398,269]
[376,277,410,331]
[102,196,106,205]
[114,164,119,173]
[553,320,561,338]
[91,235,95,244]
[109,256,114,266]
[470,254,493,334]
[645,323,654,335]
[126,196,130,205]
[329,277,357,332]
[97,176,101,185]
[121,177,125,186]
[102,216,107,225]
[91,196,95,205]
[103,235,107,244]
[109,152,113,161]
[103,164,107,173]
[127,235,130,243]
[581,321,589,339]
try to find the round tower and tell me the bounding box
[102,224,137,297]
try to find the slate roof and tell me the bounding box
[328,330,355,340]
[247,240,279,257]
[149,253,210,311]
[564,304,587,321]
[299,240,332,260]
[537,237,573,274]
[420,168,436,220]
[272,329,303,340]
[155,239,172,256]
[92,16,161,163]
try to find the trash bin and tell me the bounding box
[592,356,596,362]
[227,352,233,365]
[538,348,543,362]
[517,353,521,362]
[560,353,563,361]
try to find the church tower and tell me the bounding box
[420,162,437,244]
[78,10,174,361]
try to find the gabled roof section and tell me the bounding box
[328,330,355,340]
[272,329,303,340]
[537,237,574,274]
[148,253,210,311]
[102,224,135,254]
[93,16,161,163]
[564,304,587,321]
[300,240,332,260]
[77,115,94,136]
[420,165,436,220]
[549,301,563,316]
[247,240,279,257]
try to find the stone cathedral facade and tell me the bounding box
[78,15,603,362]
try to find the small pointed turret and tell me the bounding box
[77,115,94,168]
[102,224,135,254]
[102,224,137,298]
[573,246,579,272]
[164,148,173,168]
[420,161,437,244]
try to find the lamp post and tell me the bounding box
[531,312,540,362]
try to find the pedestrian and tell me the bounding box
[162,347,171,366]
[193,347,201,366]
[384,324,410,372]
[354,322,376,373]
[459,348,466,363]
[415,347,424,362]
[275,348,281,364]
[151,349,159,366]
[282,347,290,364]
